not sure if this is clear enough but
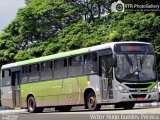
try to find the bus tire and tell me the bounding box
[87,92,101,111]
[123,102,135,110]
[27,96,44,113]
[55,106,72,112]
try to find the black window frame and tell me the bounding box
[19,52,99,83]
[2,70,5,78]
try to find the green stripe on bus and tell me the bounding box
[20,76,88,102]
[17,48,89,66]
[136,82,156,91]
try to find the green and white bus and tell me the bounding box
[1,42,159,112]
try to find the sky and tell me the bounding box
[0,0,25,33]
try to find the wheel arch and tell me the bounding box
[84,88,95,106]
[26,94,35,104]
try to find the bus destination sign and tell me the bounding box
[120,45,146,52]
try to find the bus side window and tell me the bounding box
[22,66,28,74]
[54,58,67,79]
[99,56,113,78]
[68,55,83,76]
[28,63,40,82]
[2,69,11,86]
[41,61,53,81]
[31,64,40,73]
[41,61,53,71]
[84,53,97,74]
[106,57,113,78]
[22,66,28,83]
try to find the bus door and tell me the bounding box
[98,49,113,101]
[12,71,21,107]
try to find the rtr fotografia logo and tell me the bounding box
[111,0,160,12]
[111,0,125,12]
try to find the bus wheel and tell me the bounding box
[87,92,101,111]
[55,106,72,112]
[123,103,135,110]
[27,96,44,113]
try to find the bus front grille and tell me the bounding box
[131,94,147,98]
[125,83,151,88]
[129,90,149,93]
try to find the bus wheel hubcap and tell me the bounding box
[89,97,95,108]
[29,100,34,111]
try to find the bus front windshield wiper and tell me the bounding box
[140,52,147,69]
[125,54,133,68]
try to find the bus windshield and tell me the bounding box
[115,54,156,82]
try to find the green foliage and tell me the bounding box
[57,12,160,71]
[0,33,17,66]
[14,51,32,61]
[0,0,160,73]
[4,0,83,51]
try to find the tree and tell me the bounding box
[1,0,84,62]
[4,0,83,51]
[57,12,160,72]
[1,0,160,73]
[0,33,17,66]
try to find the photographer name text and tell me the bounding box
[90,114,160,120]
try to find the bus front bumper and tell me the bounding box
[115,90,159,103]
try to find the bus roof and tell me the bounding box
[1,41,151,69]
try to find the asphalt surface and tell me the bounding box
[1,106,160,120]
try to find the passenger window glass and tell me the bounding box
[22,66,28,74]
[2,69,11,86]
[69,55,83,66]
[100,56,112,78]
[41,61,53,71]
[41,61,53,81]
[84,53,97,74]
[55,59,67,69]
[28,64,40,82]
[29,64,39,73]
[68,55,83,76]
[54,58,67,78]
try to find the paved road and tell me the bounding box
[1,106,160,120]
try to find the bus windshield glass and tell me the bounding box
[115,54,156,82]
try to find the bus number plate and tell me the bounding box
[136,97,144,101]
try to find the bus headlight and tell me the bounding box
[117,85,128,93]
[150,85,158,92]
